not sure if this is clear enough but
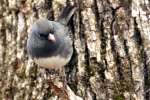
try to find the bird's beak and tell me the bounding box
[48,33,56,42]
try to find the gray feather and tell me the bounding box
[57,5,77,25]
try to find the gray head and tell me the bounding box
[27,19,61,58]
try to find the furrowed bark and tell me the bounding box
[0,0,150,100]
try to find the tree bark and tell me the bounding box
[0,0,150,100]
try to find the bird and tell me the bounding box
[27,5,77,72]
[26,5,77,99]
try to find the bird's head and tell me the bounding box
[27,19,61,58]
[32,19,56,42]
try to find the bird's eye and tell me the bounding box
[39,33,48,38]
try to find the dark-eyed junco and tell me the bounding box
[27,5,77,71]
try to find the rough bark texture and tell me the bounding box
[0,0,150,100]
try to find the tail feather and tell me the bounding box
[57,5,77,25]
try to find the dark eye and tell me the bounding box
[39,33,48,38]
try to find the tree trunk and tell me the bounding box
[0,0,150,100]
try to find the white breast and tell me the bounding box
[34,56,71,70]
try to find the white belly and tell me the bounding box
[34,56,71,70]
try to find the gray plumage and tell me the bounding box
[58,5,77,25]
[27,6,77,69]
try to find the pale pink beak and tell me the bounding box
[48,33,56,42]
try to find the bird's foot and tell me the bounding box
[48,80,69,100]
